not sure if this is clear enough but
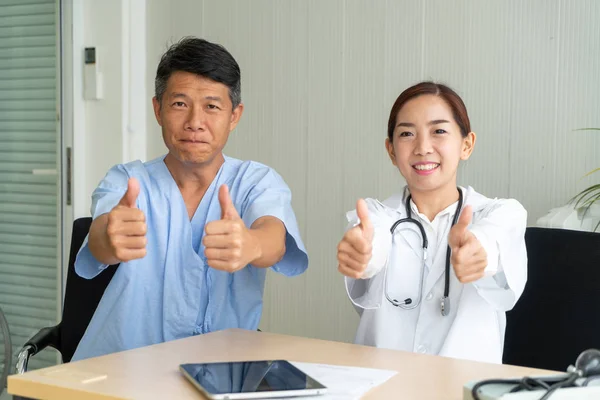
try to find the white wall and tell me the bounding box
[72,0,147,218]
[74,0,123,217]
[77,0,600,344]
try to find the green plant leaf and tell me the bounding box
[570,185,600,229]
[583,168,600,177]
[570,184,600,204]
[571,187,599,208]
[570,128,599,231]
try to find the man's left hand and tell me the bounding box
[203,184,260,272]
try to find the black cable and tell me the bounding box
[508,376,551,393]
[472,378,522,400]
[473,349,600,399]
[471,374,577,400]
[538,373,579,400]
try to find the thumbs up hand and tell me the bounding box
[448,206,488,283]
[106,178,147,262]
[337,199,375,279]
[203,184,259,273]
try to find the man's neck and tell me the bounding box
[164,152,225,193]
[410,183,460,222]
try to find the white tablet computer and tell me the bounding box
[180,360,327,399]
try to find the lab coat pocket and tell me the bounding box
[439,285,502,363]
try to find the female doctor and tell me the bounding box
[337,82,528,364]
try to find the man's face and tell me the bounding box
[152,71,243,166]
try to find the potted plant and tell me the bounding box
[570,128,600,231]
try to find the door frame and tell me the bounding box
[58,0,86,308]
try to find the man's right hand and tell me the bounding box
[337,199,374,279]
[100,178,147,263]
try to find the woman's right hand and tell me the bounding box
[337,199,374,279]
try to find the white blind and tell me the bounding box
[0,0,58,374]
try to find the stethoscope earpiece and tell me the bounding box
[390,298,413,307]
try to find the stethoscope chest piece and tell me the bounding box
[440,296,450,316]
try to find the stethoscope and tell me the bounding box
[384,188,463,316]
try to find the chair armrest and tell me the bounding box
[16,323,61,374]
[24,324,61,355]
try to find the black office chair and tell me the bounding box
[16,218,119,373]
[503,227,600,371]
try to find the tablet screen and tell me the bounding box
[180,360,326,395]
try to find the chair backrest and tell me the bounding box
[503,227,600,371]
[60,217,119,362]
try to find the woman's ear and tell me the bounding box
[461,132,476,160]
[385,138,397,166]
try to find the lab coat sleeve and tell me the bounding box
[469,199,528,311]
[343,198,393,310]
[75,164,133,279]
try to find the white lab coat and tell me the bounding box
[344,186,528,364]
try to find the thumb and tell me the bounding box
[118,178,140,208]
[218,184,239,220]
[449,205,472,248]
[356,199,374,241]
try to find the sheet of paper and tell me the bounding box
[288,361,397,400]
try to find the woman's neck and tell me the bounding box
[409,184,460,222]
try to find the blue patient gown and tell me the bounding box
[72,155,308,361]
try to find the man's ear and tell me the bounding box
[152,96,162,126]
[228,103,244,132]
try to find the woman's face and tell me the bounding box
[385,94,475,194]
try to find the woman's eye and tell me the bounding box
[435,129,447,134]
[399,131,413,137]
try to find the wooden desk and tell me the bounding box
[8,329,553,400]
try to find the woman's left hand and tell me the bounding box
[448,206,488,283]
